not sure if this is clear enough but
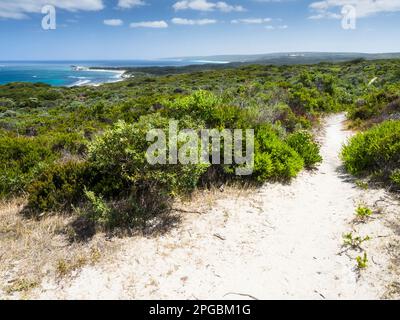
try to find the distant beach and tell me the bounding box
[73,68,127,87]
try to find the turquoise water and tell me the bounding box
[0,60,212,87]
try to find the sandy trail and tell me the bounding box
[36,114,398,300]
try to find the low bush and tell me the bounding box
[341,120,400,187]
[26,158,132,217]
[253,125,304,182]
[348,85,400,122]
[87,114,210,221]
[0,136,55,197]
[285,131,322,168]
[162,90,252,129]
[26,161,91,213]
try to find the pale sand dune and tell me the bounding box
[35,114,399,300]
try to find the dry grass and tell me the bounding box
[175,182,256,214]
[0,198,118,299]
[0,184,253,299]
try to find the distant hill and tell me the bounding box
[92,52,400,76]
[172,52,400,65]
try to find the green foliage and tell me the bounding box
[390,169,400,188]
[355,205,373,219]
[0,136,55,197]
[348,84,400,122]
[88,114,209,195]
[26,161,91,213]
[88,114,209,217]
[162,90,251,129]
[288,82,339,114]
[341,120,400,187]
[83,189,111,225]
[355,180,369,190]
[343,232,370,249]
[253,125,304,181]
[285,131,322,168]
[356,252,368,269]
[162,90,220,122]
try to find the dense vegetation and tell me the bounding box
[342,120,400,190]
[340,62,400,190]
[1,59,399,228]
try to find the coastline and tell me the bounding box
[70,68,127,87]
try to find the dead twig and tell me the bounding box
[172,208,204,215]
[224,292,259,300]
[213,233,226,241]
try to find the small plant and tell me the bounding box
[356,252,368,269]
[5,278,38,294]
[56,259,69,276]
[56,256,87,277]
[90,247,102,264]
[84,188,111,225]
[355,205,373,219]
[355,180,369,190]
[343,232,371,249]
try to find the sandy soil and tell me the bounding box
[33,114,400,300]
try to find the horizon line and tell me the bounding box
[1,51,400,62]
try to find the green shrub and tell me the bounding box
[341,120,400,186]
[0,98,15,109]
[0,136,54,197]
[88,113,209,217]
[26,158,131,215]
[253,125,304,181]
[162,90,219,123]
[286,131,322,168]
[49,132,87,155]
[289,85,338,114]
[83,189,111,225]
[355,205,373,218]
[26,161,91,213]
[38,90,63,101]
[161,90,255,130]
[390,169,400,188]
[348,85,400,121]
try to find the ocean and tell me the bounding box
[0,60,225,87]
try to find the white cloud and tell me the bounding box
[172,17,217,25]
[104,19,123,26]
[130,20,168,28]
[173,0,245,12]
[231,18,272,24]
[0,0,104,19]
[309,12,341,19]
[309,0,400,19]
[265,24,288,30]
[117,0,146,9]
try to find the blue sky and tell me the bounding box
[0,0,400,60]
